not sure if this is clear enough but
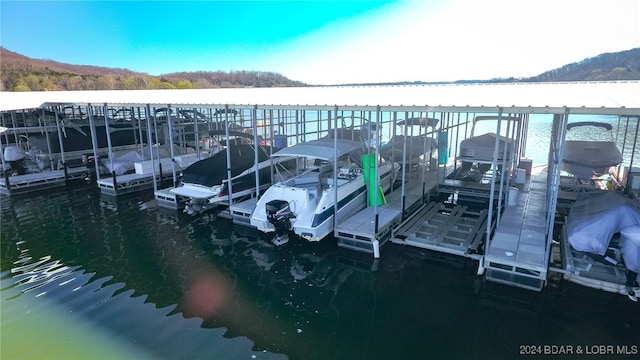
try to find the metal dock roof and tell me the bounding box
[1,81,639,114]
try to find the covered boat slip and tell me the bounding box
[337,171,440,253]
[0,104,259,196]
[1,81,639,294]
[483,172,549,291]
[550,189,640,293]
[0,166,87,195]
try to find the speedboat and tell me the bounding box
[249,139,397,244]
[562,122,623,180]
[171,143,274,215]
[379,117,438,166]
[206,155,299,207]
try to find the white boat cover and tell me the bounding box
[105,150,144,175]
[270,139,363,162]
[104,144,193,175]
[3,146,25,161]
[620,225,640,273]
[567,191,640,255]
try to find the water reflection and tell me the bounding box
[1,186,639,360]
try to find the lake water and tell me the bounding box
[2,113,639,359]
[2,185,639,359]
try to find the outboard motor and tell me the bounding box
[3,146,27,175]
[266,200,295,245]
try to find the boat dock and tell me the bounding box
[0,165,88,195]
[1,82,639,295]
[224,197,258,225]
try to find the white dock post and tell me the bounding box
[373,239,380,259]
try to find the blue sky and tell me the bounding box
[2,0,639,85]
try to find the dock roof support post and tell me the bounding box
[166,106,177,187]
[387,109,396,173]
[495,114,514,226]
[192,107,200,157]
[102,104,115,175]
[374,106,381,218]
[545,110,569,267]
[486,109,503,241]
[0,133,7,188]
[135,107,144,155]
[268,109,280,188]
[53,106,67,169]
[332,106,339,236]
[624,116,639,195]
[86,104,101,181]
[252,106,260,203]
[224,105,233,205]
[421,111,430,186]
[401,111,408,191]
[144,104,157,193]
[9,111,18,144]
[40,108,55,171]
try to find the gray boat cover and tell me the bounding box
[459,133,513,161]
[379,135,436,162]
[620,225,640,273]
[567,191,640,255]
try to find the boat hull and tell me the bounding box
[250,162,394,242]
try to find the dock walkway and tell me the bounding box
[335,172,439,254]
[98,156,201,197]
[483,173,549,291]
[226,197,259,226]
[1,167,87,196]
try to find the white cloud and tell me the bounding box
[269,0,640,84]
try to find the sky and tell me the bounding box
[1,0,639,85]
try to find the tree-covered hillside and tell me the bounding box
[2,47,639,91]
[526,48,640,82]
[0,47,306,91]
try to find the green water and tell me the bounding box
[1,185,639,359]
